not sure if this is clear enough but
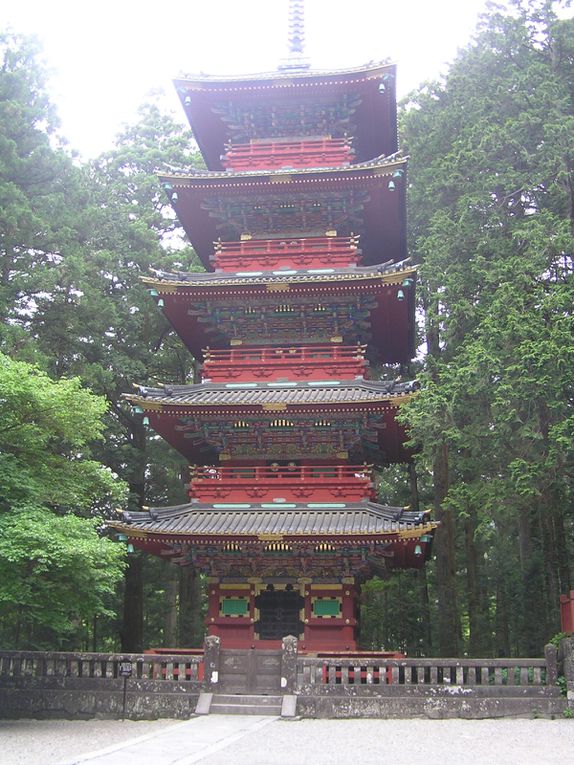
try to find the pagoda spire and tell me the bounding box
[278,0,311,71]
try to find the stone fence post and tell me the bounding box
[281,635,298,694]
[203,635,220,692]
[544,643,557,686]
[559,637,574,710]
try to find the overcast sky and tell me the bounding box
[1,0,494,157]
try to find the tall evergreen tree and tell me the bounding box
[28,103,205,650]
[402,0,574,655]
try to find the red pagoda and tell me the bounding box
[112,2,436,653]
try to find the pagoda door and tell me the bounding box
[255,586,304,640]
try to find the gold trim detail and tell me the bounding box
[219,582,250,590]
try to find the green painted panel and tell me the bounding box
[313,599,341,617]
[221,597,249,616]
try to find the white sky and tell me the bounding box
[1,0,493,158]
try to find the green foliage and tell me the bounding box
[400,0,574,655]
[0,508,125,648]
[549,631,571,648]
[0,353,125,512]
[360,574,431,655]
[0,353,127,647]
[0,32,203,649]
[0,31,86,348]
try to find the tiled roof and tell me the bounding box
[143,259,414,288]
[126,379,418,408]
[160,153,406,183]
[112,500,433,538]
[175,60,395,87]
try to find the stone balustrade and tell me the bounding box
[0,650,204,720]
[0,650,203,682]
[296,649,557,689]
[0,642,570,720]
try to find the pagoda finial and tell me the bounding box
[278,0,311,72]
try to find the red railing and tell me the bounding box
[212,235,360,272]
[202,344,367,383]
[221,137,354,171]
[190,464,375,503]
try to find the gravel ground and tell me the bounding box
[0,719,180,765]
[197,718,574,765]
[1,716,573,765]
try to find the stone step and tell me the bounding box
[210,702,282,715]
[214,693,282,705]
[209,693,282,716]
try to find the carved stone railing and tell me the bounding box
[297,645,558,691]
[0,645,566,720]
[0,650,204,683]
[0,650,205,720]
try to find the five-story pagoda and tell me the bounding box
[112,3,436,652]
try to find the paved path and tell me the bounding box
[58,715,276,765]
[2,716,574,765]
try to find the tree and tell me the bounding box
[0,29,206,651]
[24,100,205,650]
[0,32,84,349]
[401,0,574,655]
[0,353,126,648]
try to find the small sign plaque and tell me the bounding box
[119,661,133,677]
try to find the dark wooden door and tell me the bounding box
[219,649,282,693]
[255,589,303,640]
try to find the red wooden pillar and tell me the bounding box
[560,590,574,632]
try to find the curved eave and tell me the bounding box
[142,263,416,290]
[108,496,435,540]
[160,158,407,270]
[111,521,438,545]
[124,384,417,410]
[175,60,396,88]
[124,383,415,463]
[174,61,398,169]
[142,267,416,363]
[160,154,406,183]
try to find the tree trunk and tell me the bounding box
[408,463,432,654]
[121,421,146,652]
[518,505,547,656]
[164,564,179,647]
[554,505,571,597]
[465,507,490,656]
[536,400,565,635]
[433,441,460,656]
[417,568,433,656]
[495,576,511,658]
[178,567,204,648]
[121,555,144,652]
